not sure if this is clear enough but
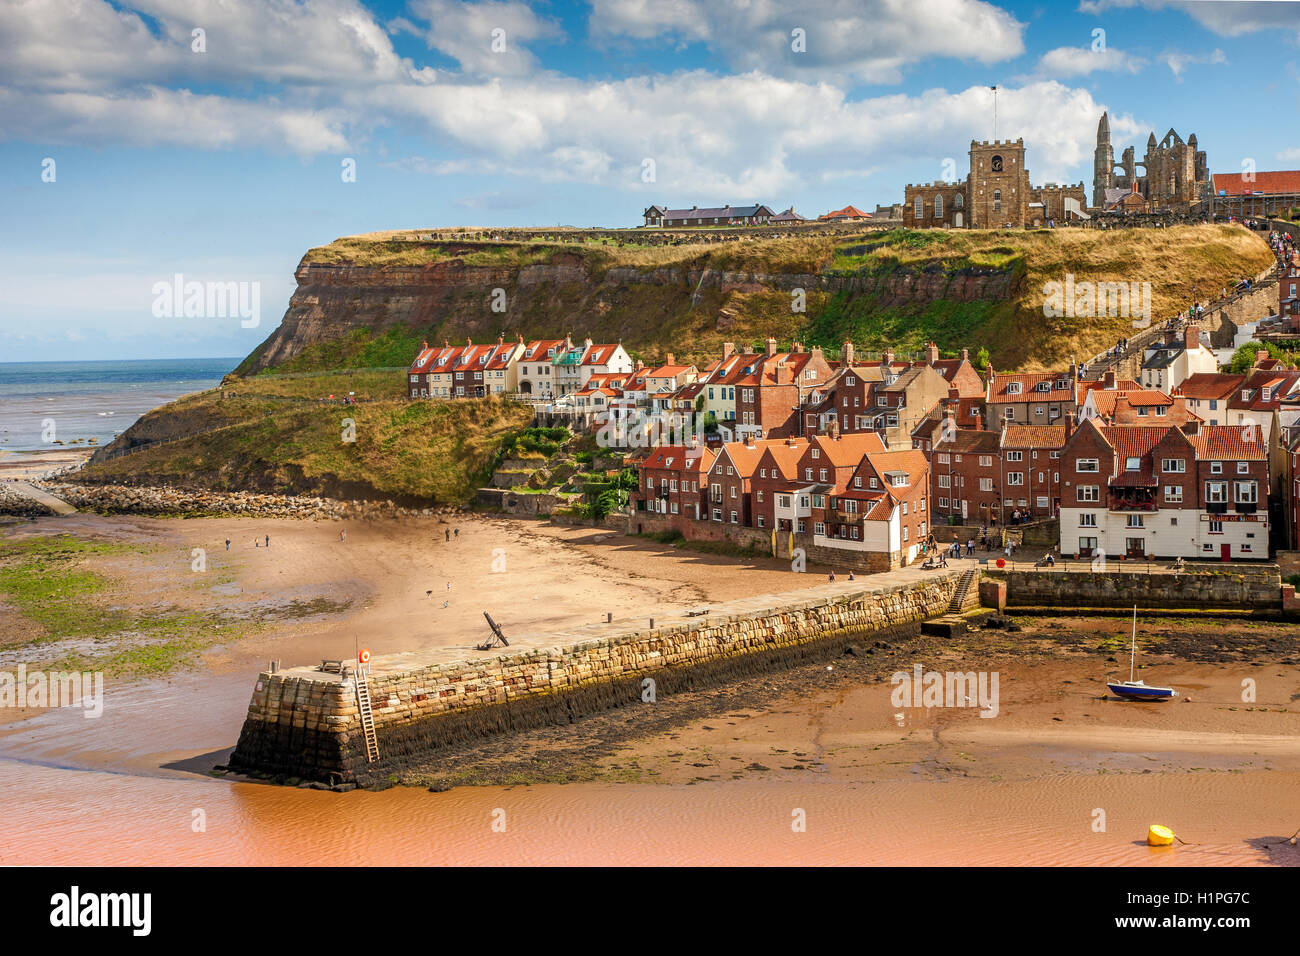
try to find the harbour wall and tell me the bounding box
[986,566,1283,610]
[228,572,966,783]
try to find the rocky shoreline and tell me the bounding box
[1,480,466,520]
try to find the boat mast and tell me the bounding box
[1130,604,1137,682]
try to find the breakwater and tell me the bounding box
[227,572,967,783]
[7,481,467,520]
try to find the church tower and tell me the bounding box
[1092,111,1113,209]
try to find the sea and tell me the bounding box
[0,357,239,454]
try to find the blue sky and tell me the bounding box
[1,0,1298,362]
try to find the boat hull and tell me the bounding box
[1107,682,1176,701]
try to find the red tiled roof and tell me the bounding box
[1001,425,1067,449]
[1211,170,1300,197]
[1187,425,1267,461]
[935,429,1001,454]
[642,444,716,473]
[819,204,871,221]
[1175,373,1244,400]
[582,344,622,366]
[1078,378,1139,395]
[989,372,1075,400]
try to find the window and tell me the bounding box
[980,478,993,492]
[937,453,950,464]
[810,448,820,458]
[934,195,943,219]
[1237,461,1250,474]
[1080,513,1097,527]
[1208,519,1223,534]
[1036,496,1048,509]
[1125,457,1140,471]
[1235,481,1257,504]
[814,522,825,536]
[819,469,827,481]
[1164,485,1183,503]
[870,477,879,489]
[979,455,993,467]
[1007,382,1022,395]
[846,376,855,386]
[954,193,963,209]
[805,468,813,480]
[1162,459,1185,473]
[755,490,763,502]
[902,502,909,515]
[1077,459,1099,473]
[914,196,924,220]
[1210,461,1222,475]
[903,526,910,541]
[1007,472,1024,486]
[854,476,862,488]
[1006,451,1023,462]
[1205,481,1227,503]
[756,515,765,527]
[1078,485,1099,502]
[1126,514,1143,528]
[939,497,950,509]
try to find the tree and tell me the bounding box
[975,346,991,371]
[1229,341,1290,374]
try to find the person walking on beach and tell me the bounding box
[265,534,269,548]
[828,571,836,583]
[340,529,346,543]
[445,528,450,541]
[225,539,230,551]
[454,528,459,539]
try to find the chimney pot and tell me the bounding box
[666,353,675,366]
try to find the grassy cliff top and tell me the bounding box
[301,223,1270,281]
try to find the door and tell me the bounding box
[1220,543,1231,562]
[1125,538,1145,558]
[961,498,968,520]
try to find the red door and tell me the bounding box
[1220,543,1231,562]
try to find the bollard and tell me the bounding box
[607,612,613,623]
[649,617,654,628]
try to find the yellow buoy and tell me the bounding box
[1147,824,1175,846]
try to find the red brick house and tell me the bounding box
[633,443,716,522]
[733,340,833,439]
[1058,420,1268,560]
[1000,423,1068,519]
[931,429,1002,525]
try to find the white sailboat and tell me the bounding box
[1106,605,1177,701]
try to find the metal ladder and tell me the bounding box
[353,668,380,763]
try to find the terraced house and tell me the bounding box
[1058,419,1268,561]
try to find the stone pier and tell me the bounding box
[228,571,968,783]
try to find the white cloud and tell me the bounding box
[589,0,1026,84]
[1079,1,1300,41]
[1160,47,1226,81]
[406,0,564,76]
[1036,45,1145,77]
[380,75,1108,193]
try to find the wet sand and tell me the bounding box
[0,448,91,481]
[1,514,1298,866]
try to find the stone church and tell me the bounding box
[1092,111,1210,212]
[903,138,1088,229]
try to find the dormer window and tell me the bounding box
[1262,388,1272,402]
[1242,390,1253,401]
[1036,381,1050,392]
[1125,457,1140,471]
[1007,382,1022,395]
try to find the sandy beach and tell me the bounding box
[0,448,92,481]
[1,512,1297,866]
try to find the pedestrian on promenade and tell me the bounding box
[966,538,974,556]
[828,571,836,583]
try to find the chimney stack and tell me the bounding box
[1065,410,1076,440]
[1103,368,1117,389]
[843,341,855,366]
[925,341,940,366]
[827,416,840,440]
[791,341,803,354]
[1184,324,1201,351]
[665,353,675,366]
[960,347,969,363]
[766,337,778,357]
[422,340,429,350]
[466,336,472,347]
[722,342,735,361]
[883,349,895,367]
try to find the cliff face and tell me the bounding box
[242,250,1017,373]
